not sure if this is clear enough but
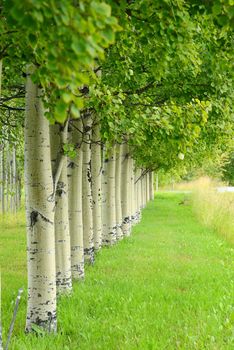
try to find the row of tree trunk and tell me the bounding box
[0,143,21,214]
[24,71,155,332]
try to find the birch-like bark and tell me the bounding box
[149,171,154,200]
[146,172,150,203]
[50,124,72,294]
[25,66,56,332]
[102,148,116,245]
[5,144,9,212]
[115,144,123,240]
[9,149,13,213]
[0,146,4,214]
[141,172,146,208]
[68,119,84,279]
[91,118,102,250]
[12,147,17,213]
[129,157,137,225]
[82,114,94,263]
[121,144,131,236]
[101,147,108,244]
[135,168,141,224]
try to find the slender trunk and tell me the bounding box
[10,149,13,213]
[82,114,94,263]
[121,144,131,236]
[135,168,141,224]
[101,147,108,244]
[5,144,9,212]
[115,144,123,240]
[12,147,17,213]
[50,123,72,294]
[0,146,4,214]
[129,157,137,225]
[146,172,150,204]
[141,172,146,208]
[149,171,154,200]
[102,147,116,245]
[68,119,84,279]
[91,118,102,250]
[25,65,56,332]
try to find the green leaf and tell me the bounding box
[54,100,68,123]
[91,2,111,17]
[70,104,80,119]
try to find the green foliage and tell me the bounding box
[1,195,234,348]
[1,0,234,176]
[63,143,77,159]
[86,0,233,174]
[2,0,121,122]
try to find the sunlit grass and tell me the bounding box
[0,194,234,349]
[189,177,234,244]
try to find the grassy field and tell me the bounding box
[0,193,234,349]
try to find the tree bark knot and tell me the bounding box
[30,210,53,228]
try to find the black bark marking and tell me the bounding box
[68,161,75,169]
[30,210,53,228]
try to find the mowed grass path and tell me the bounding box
[1,193,234,349]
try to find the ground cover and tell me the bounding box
[0,193,233,349]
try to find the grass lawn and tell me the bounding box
[0,193,234,349]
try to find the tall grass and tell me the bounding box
[190,177,234,244]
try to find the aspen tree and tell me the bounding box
[129,157,137,225]
[141,173,146,209]
[149,172,154,200]
[82,113,94,263]
[25,66,56,332]
[115,144,123,240]
[12,147,17,213]
[91,118,102,250]
[121,143,131,236]
[68,119,84,279]
[101,146,108,244]
[134,168,142,224]
[50,123,72,294]
[103,147,117,244]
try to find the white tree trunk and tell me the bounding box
[102,147,116,245]
[121,144,131,236]
[9,148,13,213]
[5,143,9,212]
[68,119,84,279]
[50,124,72,294]
[115,144,123,240]
[146,172,150,203]
[12,146,17,213]
[135,168,142,224]
[0,146,4,214]
[82,114,94,263]
[129,157,137,225]
[141,172,146,208]
[25,66,56,332]
[149,171,154,200]
[91,118,102,250]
